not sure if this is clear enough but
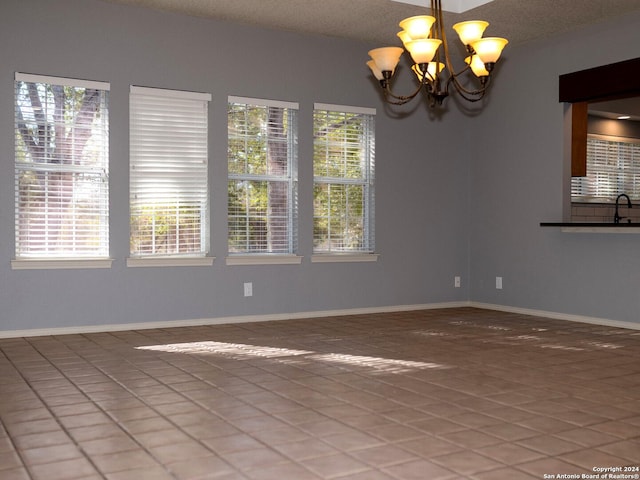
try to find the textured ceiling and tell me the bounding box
[99,0,640,47]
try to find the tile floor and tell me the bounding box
[1,307,639,480]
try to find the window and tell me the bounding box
[571,135,640,202]
[14,73,110,259]
[313,104,375,254]
[227,97,298,255]
[129,86,210,258]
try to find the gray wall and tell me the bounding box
[4,0,639,333]
[0,0,470,332]
[469,10,640,324]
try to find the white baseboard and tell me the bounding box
[470,302,640,331]
[2,300,638,339]
[0,301,470,339]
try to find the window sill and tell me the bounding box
[127,257,215,267]
[311,253,379,263]
[226,255,303,266]
[11,258,114,270]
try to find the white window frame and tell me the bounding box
[128,86,213,267]
[312,103,377,262]
[13,73,111,270]
[226,96,301,264]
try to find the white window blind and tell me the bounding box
[313,104,375,253]
[228,97,298,254]
[14,73,110,258]
[130,86,210,257]
[572,135,640,202]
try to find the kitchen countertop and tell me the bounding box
[540,222,640,233]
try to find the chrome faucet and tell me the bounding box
[614,193,632,224]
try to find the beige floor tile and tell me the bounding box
[224,447,290,472]
[596,439,640,461]
[1,308,639,479]
[479,422,539,441]
[273,437,340,461]
[0,450,23,470]
[12,430,72,450]
[365,422,423,442]
[474,442,544,464]
[410,416,467,434]
[448,411,505,428]
[28,457,100,480]
[58,411,113,429]
[166,454,237,479]
[396,435,463,458]
[332,470,396,480]
[516,414,576,433]
[203,433,266,454]
[5,419,62,437]
[105,466,176,480]
[0,467,31,480]
[562,448,634,470]
[79,435,140,456]
[321,430,385,451]
[244,462,322,480]
[148,441,213,463]
[383,458,457,480]
[471,467,539,479]
[439,429,503,449]
[516,434,584,455]
[589,420,640,438]
[302,452,370,478]
[350,444,419,467]
[21,443,84,466]
[547,409,609,426]
[250,425,312,445]
[431,450,503,474]
[91,449,158,474]
[516,457,590,476]
[68,422,127,442]
[553,427,620,447]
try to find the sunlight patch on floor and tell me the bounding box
[136,341,448,373]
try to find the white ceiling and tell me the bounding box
[98,0,640,47]
[391,0,495,14]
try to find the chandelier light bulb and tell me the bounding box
[411,62,446,80]
[398,15,436,40]
[405,39,442,65]
[397,30,412,46]
[470,37,509,64]
[368,46,404,73]
[465,55,490,77]
[452,20,489,46]
[366,60,385,81]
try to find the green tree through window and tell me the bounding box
[313,104,375,253]
[14,73,109,258]
[228,97,298,254]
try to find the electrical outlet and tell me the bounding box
[454,276,461,288]
[244,282,253,297]
[496,276,503,289]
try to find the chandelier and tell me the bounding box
[366,0,508,107]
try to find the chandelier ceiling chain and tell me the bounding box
[366,0,508,107]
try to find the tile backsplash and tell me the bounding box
[572,202,640,222]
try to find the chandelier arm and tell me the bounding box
[448,71,491,100]
[380,77,428,105]
[433,0,456,102]
[435,0,454,75]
